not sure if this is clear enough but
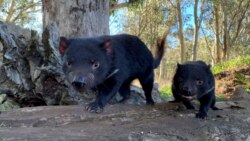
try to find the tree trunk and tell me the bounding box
[213,3,221,63]
[0,1,110,107]
[222,1,228,61]
[192,0,199,61]
[176,0,185,63]
[42,0,110,37]
[201,26,215,65]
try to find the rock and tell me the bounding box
[216,101,238,109]
[246,118,250,123]
[216,101,245,109]
[0,94,19,110]
[246,136,250,141]
[233,86,249,98]
[0,94,6,103]
[128,132,185,141]
[110,85,167,105]
[0,42,3,68]
[0,22,77,106]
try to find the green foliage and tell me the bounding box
[215,95,228,101]
[235,73,246,85]
[235,72,250,92]
[212,55,250,93]
[212,55,250,74]
[245,88,250,93]
[159,86,173,99]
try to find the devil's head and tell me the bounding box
[174,61,214,100]
[59,36,112,92]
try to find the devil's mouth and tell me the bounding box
[181,95,195,101]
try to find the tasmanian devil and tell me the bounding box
[171,61,219,119]
[59,34,165,113]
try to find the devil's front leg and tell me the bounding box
[196,93,213,119]
[86,77,122,113]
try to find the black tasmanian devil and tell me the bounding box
[59,34,165,113]
[171,61,219,119]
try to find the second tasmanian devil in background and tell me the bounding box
[59,34,165,113]
[172,61,219,119]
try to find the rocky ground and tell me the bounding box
[0,65,250,141]
[0,86,250,141]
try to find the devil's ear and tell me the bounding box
[207,64,211,68]
[101,38,112,55]
[177,62,181,68]
[59,36,69,55]
[205,64,212,72]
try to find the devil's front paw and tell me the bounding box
[195,112,207,119]
[86,102,103,113]
[146,99,155,105]
[186,104,195,110]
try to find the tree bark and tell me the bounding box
[0,0,110,107]
[201,26,215,65]
[213,3,221,63]
[192,0,199,61]
[42,0,110,37]
[222,1,228,61]
[176,0,185,63]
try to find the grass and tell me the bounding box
[235,72,250,92]
[216,95,228,101]
[212,55,250,74]
[159,86,173,99]
[246,88,250,93]
[235,73,247,85]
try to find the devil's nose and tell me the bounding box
[72,77,86,87]
[182,86,192,94]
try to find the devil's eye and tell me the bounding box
[67,61,72,67]
[93,62,99,69]
[91,59,99,69]
[196,80,204,85]
[66,57,74,67]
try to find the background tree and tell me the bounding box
[176,0,185,63]
[221,0,228,61]
[224,0,250,60]
[213,1,221,63]
[192,0,198,61]
[42,0,110,37]
[0,0,41,27]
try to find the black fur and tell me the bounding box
[172,61,218,119]
[59,34,165,113]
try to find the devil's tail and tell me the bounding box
[154,34,166,68]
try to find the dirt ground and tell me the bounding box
[0,87,250,141]
[215,65,250,98]
[0,66,250,141]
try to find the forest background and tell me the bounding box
[1,0,250,89]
